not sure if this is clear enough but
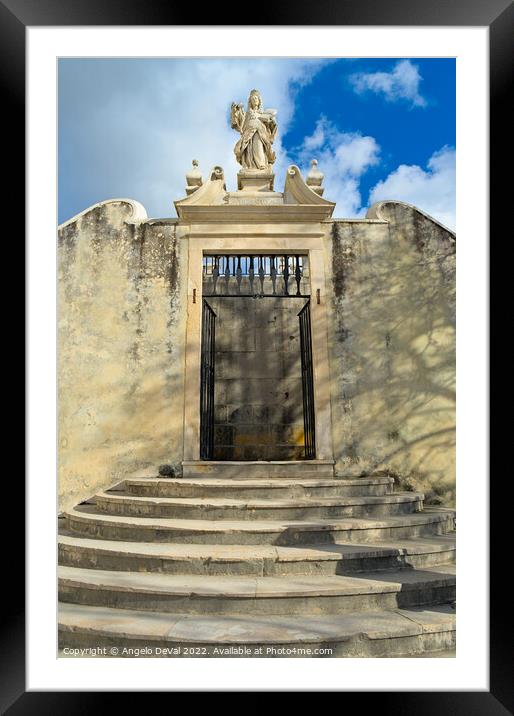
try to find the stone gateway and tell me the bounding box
[58,91,456,658]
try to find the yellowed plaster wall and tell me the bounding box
[326,204,456,505]
[58,197,455,510]
[58,201,187,512]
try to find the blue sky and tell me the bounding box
[58,58,455,228]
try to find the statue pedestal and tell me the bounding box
[237,169,275,192]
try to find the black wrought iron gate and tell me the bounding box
[200,255,316,461]
[200,299,216,459]
[298,300,316,459]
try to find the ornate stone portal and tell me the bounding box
[57,89,456,499]
[175,170,335,464]
[174,96,337,465]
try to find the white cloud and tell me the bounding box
[60,59,454,228]
[293,116,380,217]
[350,60,427,108]
[368,146,456,230]
[59,58,328,220]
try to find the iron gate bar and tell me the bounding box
[298,299,316,459]
[202,253,309,298]
[283,254,290,295]
[200,299,216,459]
[295,256,302,295]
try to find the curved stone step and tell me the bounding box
[123,476,395,499]
[58,603,455,658]
[182,460,335,479]
[58,565,455,615]
[64,507,455,545]
[93,491,424,520]
[58,533,456,575]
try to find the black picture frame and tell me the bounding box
[8,0,510,710]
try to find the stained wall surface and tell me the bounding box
[58,200,187,512]
[326,202,456,505]
[58,198,455,509]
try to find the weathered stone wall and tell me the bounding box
[58,195,455,509]
[208,296,305,460]
[58,200,187,512]
[326,201,456,505]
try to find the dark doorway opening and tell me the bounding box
[199,255,316,461]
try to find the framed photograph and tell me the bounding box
[10,0,507,706]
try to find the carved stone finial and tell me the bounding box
[185,159,203,195]
[306,159,325,196]
[211,166,224,181]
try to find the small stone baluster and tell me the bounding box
[185,159,203,196]
[306,159,325,196]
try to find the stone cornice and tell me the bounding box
[174,165,336,223]
[175,205,335,223]
[183,223,326,240]
[283,166,335,215]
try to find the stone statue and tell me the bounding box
[230,89,277,171]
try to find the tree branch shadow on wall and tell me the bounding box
[330,210,456,506]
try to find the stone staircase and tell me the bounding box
[58,462,456,657]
